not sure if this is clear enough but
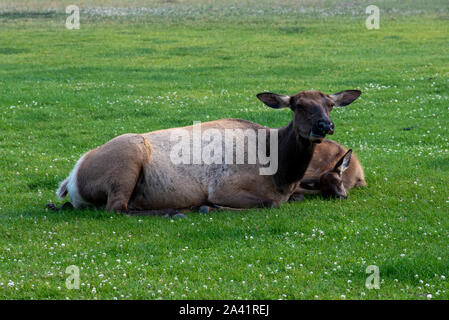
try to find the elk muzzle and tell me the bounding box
[310,120,334,142]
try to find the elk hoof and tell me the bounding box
[46,203,58,211]
[290,193,304,202]
[47,202,73,212]
[199,205,211,214]
[164,213,187,219]
[60,202,74,210]
[163,209,187,219]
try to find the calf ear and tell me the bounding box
[333,149,352,174]
[256,92,291,109]
[300,178,321,190]
[330,90,361,107]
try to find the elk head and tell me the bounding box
[256,90,361,143]
[300,149,353,199]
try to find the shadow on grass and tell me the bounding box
[380,257,449,283]
[277,26,307,34]
[1,65,232,82]
[5,205,117,221]
[422,157,449,170]
[0,11,58,19]
[0,47,29,55]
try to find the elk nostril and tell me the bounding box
[317,121,326,130]
[317,120,331,133]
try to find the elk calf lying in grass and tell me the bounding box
[292,140,366,200]
[51,89,361,215]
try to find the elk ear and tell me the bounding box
[256,92,291,109]
[333,149,352,175]
[330,90,361,107]
[300,178,321,190]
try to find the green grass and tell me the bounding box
[0,0,448,299]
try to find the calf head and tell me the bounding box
[257,89,361,143]
[300,149,352,199]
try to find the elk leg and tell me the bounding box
[46,201,74,211]
[80,134,151,214]
[195,204,246,214]
[197,200,279,213]
[289,192,304,202]
[105,163,144,213]
[206,187,279,210]
[126,208,187,219]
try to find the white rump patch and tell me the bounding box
[66,154,90,209]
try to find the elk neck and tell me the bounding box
[273,120,316,191]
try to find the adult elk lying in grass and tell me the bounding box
[51,89,361,216]
[291,140,366,200]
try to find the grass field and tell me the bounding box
[0,0,448,299]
